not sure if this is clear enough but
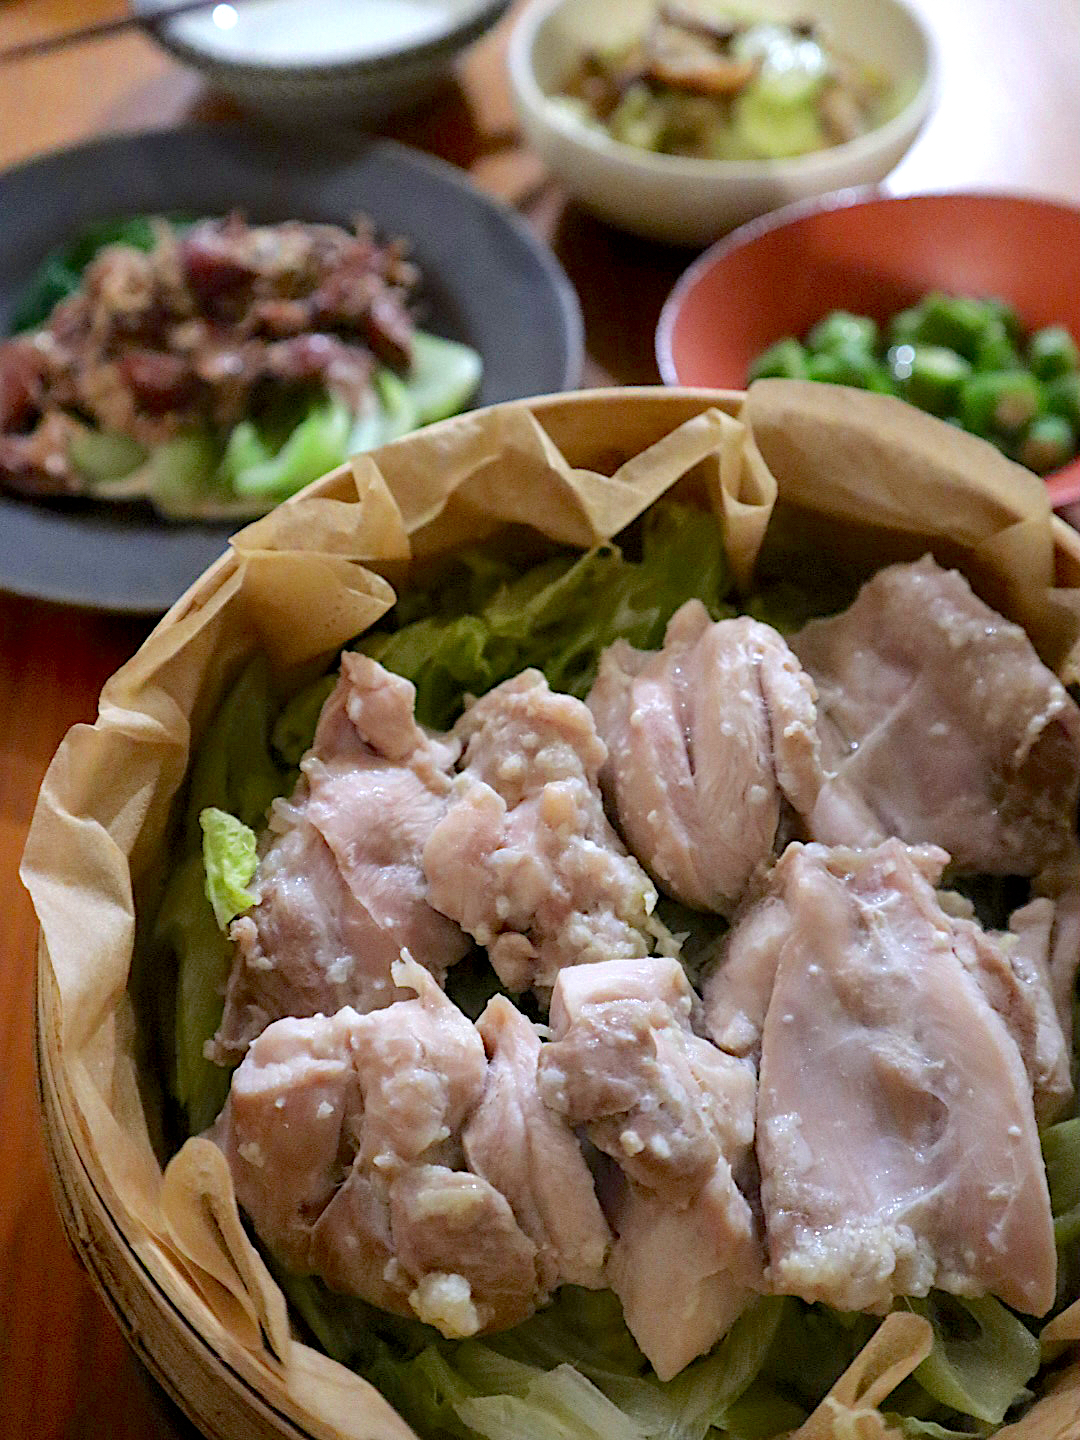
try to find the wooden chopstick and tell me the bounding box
[0,0,233,67]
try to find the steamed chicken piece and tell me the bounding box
[706,847,1075,1123]
[540,955,756,1196]
[423,670,659,993]
[463,996,611,1291]
[211,654,469,1061]
[605,1170,759,1385]
[791,555,1080,874]
[994,893,1076,1124]
[219,960,552,1336]
[1035,862,1080,1033]
[538,956,762,1380]
[214,1004,363,1277]
[928,886,1073,1127]
[587,601,822,915]
[706,840,1057,1316]
[383,1166,539,1335]
[706,852,1074,1126]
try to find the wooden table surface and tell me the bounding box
[1,2,1079,1434]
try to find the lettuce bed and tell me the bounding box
[149,500,1080,1440]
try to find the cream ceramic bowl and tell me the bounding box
[136,0,512,122]
[506,0,935,246]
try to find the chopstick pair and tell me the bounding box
[0,0,235,67]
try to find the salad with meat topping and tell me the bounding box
[551,4,896,160]
[151,493,1080,1440]
[0,212,481,520]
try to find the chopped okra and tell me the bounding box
[748,294,1080,480]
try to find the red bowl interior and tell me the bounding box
[657,191,1080,507]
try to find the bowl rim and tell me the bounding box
[136,0,513,78]
[506,0,937,182]
[654,185,1080,506]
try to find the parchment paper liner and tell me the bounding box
[22,382,1080,1439]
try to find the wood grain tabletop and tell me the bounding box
[1,1,1078,1434]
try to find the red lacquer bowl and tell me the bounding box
[656,189,1080,507]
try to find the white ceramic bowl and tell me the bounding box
[506,0,935,246]
[136,0,513,122]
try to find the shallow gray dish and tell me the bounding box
[0,125,584,614]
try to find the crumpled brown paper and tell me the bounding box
[791,1312,934,1440]
[21,384,1080,1440]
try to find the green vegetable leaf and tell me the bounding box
[372,368,420,443]
[377,1348,484,1440]
[456,1364,650,1440]
[1043,1116,1080,1249]
[721,1382,808,1440]
[406,331,484,425]
[889,1417,992,1440]
[10,213,190,332]
[221,418,272,481]
[907,1294,1040,1425]
[651,1298,786,1439]
[75,430,224,516]
[153,853,234,1133]
[271,673,337,768]
[68,428,148,484]
[358,500,735,729]
[199,807,257,930]
[185,656,289,841]
[230,396,352,498]
[757,1301,877,1413]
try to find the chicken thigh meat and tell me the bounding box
[705,840,1057,1317]
[218,959,608,1338]
[424,670,661,994]
[791,556,1080,875]
[212,654,469,1061]
[539,956,763,1380]
[587,602,822,915]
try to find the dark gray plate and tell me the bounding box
[0,126,583,613]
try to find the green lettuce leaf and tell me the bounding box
[720,1382,809,1440]
[756,1302,877,1413]
[406,331,483,425]
[153,853,234,1133]
[360,500,735,729]
[907,1295,1040,1425]
[271,673,337,768]
[154,657,292,1130]
[184,655,288,840]
[10,213,190,332]
[199,807,257,930]
[270,1278,788,1440]
[456,1365,650,1440]
[890,1417,990,1440]
[648,1297,786,1439]
[1043,1116,1080,1249]
[230,396,352,498]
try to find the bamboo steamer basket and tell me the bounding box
[29,385,1080,1440]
